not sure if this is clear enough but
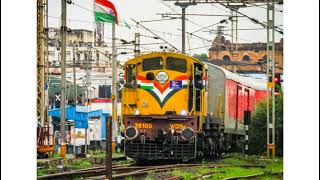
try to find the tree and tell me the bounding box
[248,91,283,156]
[192,53,208,61]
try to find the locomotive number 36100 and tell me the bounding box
[134,123,153,129]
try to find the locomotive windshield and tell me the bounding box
[142,57,163,71]
[166,57,187,73]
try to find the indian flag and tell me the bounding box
[137,80,154,90]
[94,0,118,24]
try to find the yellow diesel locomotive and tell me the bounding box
[122,51,208,162]
[121,52,267,162]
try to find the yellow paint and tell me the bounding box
[267,82,275,88]
[266,144,276,159]
[37,145,54,153]
[60,144,66,158]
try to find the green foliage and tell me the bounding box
[210,167,263,180]
[144,155,282,180]
[248,92,283,156]
[70,159,92,169]
[37,169,46,176]
[52,153,61,158]
[192,53,209,61]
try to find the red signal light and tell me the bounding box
[274,77,279,82]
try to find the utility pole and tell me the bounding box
[44,0,49,126]
[174,2,196,54]
[181,6,186,54]
[111,22,117,149]
[84,45,91,156]
[60,0,67,158]
[106,116,112,180]
[266,0,276,159]
[37,0,45,126]
[73,41,77,156]
[229,5,244,55]
[134,33,140,57]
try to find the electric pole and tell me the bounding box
[84,45,91,156]
[174,2,196,54]
[134,33,140,57]
[181,6,186,54]
[112,23,117,134]
[37,0,45,126]
[73,41,77,156]
[266,0,276,159]
[60,0,67,157]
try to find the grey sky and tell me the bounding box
[48,0,283,61]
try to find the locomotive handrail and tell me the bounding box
[194,88,203,132]
[123,87,134,114]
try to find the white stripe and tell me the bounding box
[94,3,115,16]
[137,80,153,87]
[245,135,248,140]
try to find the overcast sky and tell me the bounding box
[48,0,283,62]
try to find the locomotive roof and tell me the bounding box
[125,52,203,64]
[206,63,267,91]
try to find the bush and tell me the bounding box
[248,92,283,156]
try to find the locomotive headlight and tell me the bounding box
[125,126,139,140]
[156,72,168,84]
[181,127,195,140]
[134,109,140,115]
[180,109,188,116]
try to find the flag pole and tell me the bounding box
[105,22,117,180]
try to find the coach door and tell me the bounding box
[235,85,242,130]
[244,88,251,125]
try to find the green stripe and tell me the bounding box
[95,12,116,23]
[140,86,154,90]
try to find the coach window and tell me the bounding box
[142,57,163,71]
[126,64,137,88]
[166,57,187,73]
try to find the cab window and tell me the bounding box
[166,57,187,73]
[125,64,137,88]
[142,57,163,71]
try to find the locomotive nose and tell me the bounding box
[125,126,138,140]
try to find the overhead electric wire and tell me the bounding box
[138,17,181,23]
[131,18,180,52]
[210,0,283,34]
[160,0,206,28]
[191,19,228,34]
[246,4,283,13]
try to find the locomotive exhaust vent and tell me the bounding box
[181,127,194,140]
[125,126,138,140]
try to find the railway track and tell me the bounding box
[38,159,268,180]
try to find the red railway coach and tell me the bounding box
[206,63,267,136]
